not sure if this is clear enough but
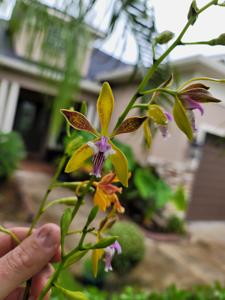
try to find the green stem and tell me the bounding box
[178,77,225,91]
[38,260,66,300]
[0,226,20,244]
[113,0,217,131]
[179,40,211,46]
[51,181,82,188]
[132,104,149,110]
[23,154,67,300]
[37,176,95,300]
[140,87,176,96]
[27,154,67,235]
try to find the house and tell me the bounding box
[1,1,225,220]
[99,55,225,221]
[0,0,128,159]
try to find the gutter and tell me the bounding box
[0,54,101,94]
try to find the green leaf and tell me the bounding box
[171,186,187,211]
[60,208,72,249]
[154,180,173,209]
[80,101,88,115]
[173,98,193,141]
[55,284,89,300]
[63,250,89,268]
[187,0,199,25]
[134,168,157,199]
[85,206,99,228]
[91,236,117,249]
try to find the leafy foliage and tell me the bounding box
[109,221,145,275]
[166,215,186,235]
[52,282,225,300]
[171,186,187,211]
[134,168,172,209]
[0,131,26,180]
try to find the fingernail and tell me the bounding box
[36,226,57,248]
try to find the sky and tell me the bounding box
[101,0,225,63]
[0,0,224,63]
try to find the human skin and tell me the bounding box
[0,223,61,300]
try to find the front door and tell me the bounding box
[13,88,52,159]
[187,132,225,220]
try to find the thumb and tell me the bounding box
[0,223,60,299]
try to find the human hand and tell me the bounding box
[0,223,60,300]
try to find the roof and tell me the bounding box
[96,54,225,83]
[86,48,130,80]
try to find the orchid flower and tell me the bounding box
[178,83,221,131]
[93,172,124,213]
[143,104,173,148]
[61,82,147,186]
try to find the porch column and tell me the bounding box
[1,82,20,133]
[0,79,9,130]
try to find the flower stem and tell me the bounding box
[0,226,20,244]
[27,153,68,235]
[113,0,217,131]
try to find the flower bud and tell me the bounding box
[155,31,174,44]
[208,33,225,46]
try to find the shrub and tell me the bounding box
[82,258,107,287]
[109,221,145,275]
[166,215,186,235]
[0,131,26,181]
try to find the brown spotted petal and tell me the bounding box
[181,83,210,92]
[179,89,221,103]
[61,109,98,135]
[112,116,147,136]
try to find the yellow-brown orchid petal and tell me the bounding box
[65,143,94,173]
[112,116,147,137]
[100,172,116,185]
[61,109,98,136]
[143,120,152,148]
[110,142,129,187]
[97,82,114,136]
[173,97,193,141]
[181,83,210,92]
[94,187,111,211]
[92,249,104,278]
[113,194,125,214]
[148,104,168,126]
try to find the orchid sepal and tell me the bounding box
[97,82,114,137]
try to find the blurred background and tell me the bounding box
[1,0,225,299]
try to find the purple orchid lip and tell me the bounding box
[164,111,173,122]
[87,136,115,178]
[104,240,122,272]
[158,110,172,139]
[180,95,204,115]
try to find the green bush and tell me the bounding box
[82,258,107,287]
[0,131,26,180]
[109,221,145,275]
[166,215,186,235]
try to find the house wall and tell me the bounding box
[12,19,95,78]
